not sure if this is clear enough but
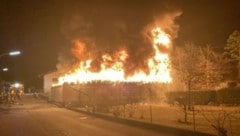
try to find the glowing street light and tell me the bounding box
[0,50,21,73]
[9,51,21,56]
[2,67,8,72]
[14,83,20,88]
[0,50,21,58]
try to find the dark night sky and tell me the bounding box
[0,0,239,88]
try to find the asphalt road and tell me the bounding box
[0,95,177,136]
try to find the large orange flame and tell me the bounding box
[54,27,171,86]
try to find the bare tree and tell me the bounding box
[171,43,225,132]
[171,43,202,124]
[200,107,240,136]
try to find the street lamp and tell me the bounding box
[0,50,21,58]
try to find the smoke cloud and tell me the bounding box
[57,0,182,76]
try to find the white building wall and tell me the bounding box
[43,71,61,93]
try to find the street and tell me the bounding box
[0,95,176,136]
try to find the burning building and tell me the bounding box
[50,26,176,107]
[51,82,149,108]
[49,4,181,108]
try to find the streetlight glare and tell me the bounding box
[14,83,20,88]
[9,51,21,56]
[2,67,8,72]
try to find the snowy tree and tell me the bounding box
[171,43,224,124]
[224,30,240,79]
[197,45,225,90]
[170,43,202,123]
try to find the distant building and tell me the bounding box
[43,71,61,93]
